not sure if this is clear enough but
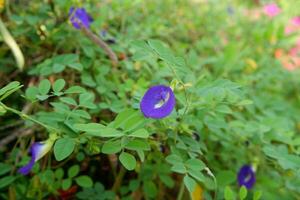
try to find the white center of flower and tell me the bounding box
[244,173,252,182]
[154,92,170,109]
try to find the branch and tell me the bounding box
[0,127,36,150]
[78,22,119,67]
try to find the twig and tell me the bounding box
[77,21,119,67]
[112,166,126,193]
[0,127,36,150]
[0,120,24,131]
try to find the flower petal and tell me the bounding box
[18,141,54,175]
[69,7,93,29]
[140,85,175,119]
[237,165,256,189]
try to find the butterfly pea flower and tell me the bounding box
[69,7,93,29]
[237,165,256,189]
[140,85,175,119]
[18,134,58,175]
[263,3,281,18]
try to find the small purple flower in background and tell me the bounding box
[140,85,175,119]
[18,136,57,175]
[237,165,256,189]
[263,3,281,18]
[69,7,93,29]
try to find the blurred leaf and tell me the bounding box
[53,79,66,93]
[0,163,11,176]
[0,176,15,189]
[129,128,149,138]
[184,175,196,193]
[102,140,122,154]
[119,152,136,171]
[54,138,76,161]
[38,79,51,95]
[68,165,80,178]
[62,178,72,190]
[75,175,93,188]
[239,186,247,200]
[224,186,234,200]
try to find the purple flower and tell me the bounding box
[69,7,93,29]
[140,85,175,119]
[237,165,256,189]
[18,135,57,175]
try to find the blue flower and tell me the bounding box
[18,135,57,175]
[237,165,256,189]
[140,85,175,119]
[69,7,93,29]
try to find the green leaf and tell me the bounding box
[53,63,65,73]
[188,169,205,182]
[253,190,262,200]
[119,152,136,170]
[79,92,96,109]
[0,176,15,189]
[136,150,145,162]
[0,81,20,96]
[236,99,253,106]
[36,94,49,101]
[75,175,93,188]
[129,128,149,138]
[68,63,83,71]
[123,112,145,132]
[55,168,64,179]
[159,175,174,188]
[113,109,136,128]
[216,170,236,187]
[239,186,247,200]
[102,140,122,154]
[0,81,22,100]
[71,109,91,119]
[215,105,232,114]
[143,181,157,198]
[0,163,11,176]
[185,158,206,171]
[68,165,80,178]
[54,138,76,161]
[80,125,124,138]
[62,178,72,190]
[65,86,86,94]
[171,163,186,174]
[165,154,183,165]
[53,79,66,93]
[125,139,150,151]
[38,79,51,95]
[224,186,235,200]
[183,175,196,193]
[74,123,105,133]
[53,54,78,65]
[60,97,77,106]
[25,86,39,100]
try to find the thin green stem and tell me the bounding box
[0,102,59,132]
[177,180,185,200]
[112,166,126,193]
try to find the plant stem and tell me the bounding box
[112,166,126,193]
[0,102,59,132]
[177,180,185,200]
